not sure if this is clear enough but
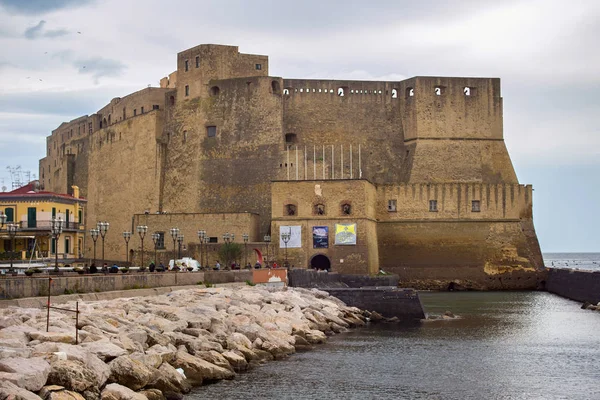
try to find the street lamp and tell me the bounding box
[97,221,109,267]
[7,223,18,273]
[264,234,271,268]
[151,233,160,268]
[170,227,179,262]
[122,231,131,264]
[51,217,64,272]
[0,212,6,230]
[281,228,291,270]
[197,229,206,269]
[136,225,148,267]
[90,228,99,266]
[223,232,234,243]
[242,233,249,268]
[177,234,184,259]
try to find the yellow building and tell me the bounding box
[0,181,86,265]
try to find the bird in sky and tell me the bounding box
[77,31,82,34]
[39,79,42,81]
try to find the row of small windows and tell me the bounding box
[184,57,261,72]
[387,200,481,212]
[281,86,477,98]
[285,203,352,216]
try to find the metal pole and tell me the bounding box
[46,277,51,332]
[200,240,203,269]
[93,240,97,266]
[244,242,247,267]
[10,235,14,273]
[141,238,144,268]
[125,242,129,263]
[101,237,105,267]
[55,235,59,272]
[75,302,79,345]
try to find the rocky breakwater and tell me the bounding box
[0,286,367,400]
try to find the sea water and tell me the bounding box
[190,290,600,400]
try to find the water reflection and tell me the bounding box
[191,292,600,400]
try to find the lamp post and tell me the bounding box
[90,228,99,266]
[264,234,271,268]
[170,227,179,262]
[223,232,233,243]
[197,230,206,269]
[7,223,18,273]
[0,212,6,230]
[151,233,160,267]
[97,221,109,267]
[242,233,249,268]
[50,217,64,272]
[281,228,291,270]
[136,225,148,267]
[177,234,184,259]
[122,231,131,264]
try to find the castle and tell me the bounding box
[39,44,543,289]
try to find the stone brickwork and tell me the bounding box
[37,43,543,289]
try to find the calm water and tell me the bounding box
[191,291,600,400]
[543,252,600,271]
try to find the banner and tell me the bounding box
[334,223,357,245]
[312,226,329,248]
[279,225,302,248]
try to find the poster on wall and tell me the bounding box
[279,225,302,248]
[312,226,329,248]
[334,223,357,245]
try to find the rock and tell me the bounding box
[0,346,32,359]
[369,311,384,321]
[0,380,42,400]
[39,385,86,400]
[108,355,158,391]
[146,331,173,348]
[139,389,165,400]
[100,383,147,400]
[46,359,97,392]
[221,350,248,371]
[293,335,313,351]
[81,340,128,361]
[146,344,177,363]
[305,330,327,344]
[196,350,234,372]
[147,363,190,395]
[444,311,455,318]
[28,331,76,345]
[0,315,22,329]
[0,356,51,391]
[130,352,163,369]
[170,350,235,385]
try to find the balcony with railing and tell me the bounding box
[18,220,84,231]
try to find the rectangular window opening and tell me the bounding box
[255,63,262,70]
[472,200,481,212]
[195,56,200,68]
[185,85,189,97]
[387,200,397,212]
[152,104,159,110]
[141,106,144,114]
[207,126,216,137]
[429,200,438,212]
[185,60,189,72]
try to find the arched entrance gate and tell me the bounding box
[310,254,331,271]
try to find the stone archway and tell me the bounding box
[310,254,331,271]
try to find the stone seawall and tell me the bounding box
[545,268,600,304]
[288,269,399,288]
[0,271,252,300]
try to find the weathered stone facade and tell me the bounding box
[39,44,543,288]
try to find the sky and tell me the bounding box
[0,0,598,252]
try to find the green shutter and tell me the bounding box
[52,207,56,218]
[4,208,13,222]
[64,237,70,254]
[27,208,36,228]
[65,210,70,225]
[51,238,56,254]
[78,210,82,223]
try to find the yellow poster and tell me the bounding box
[334,223,357,245]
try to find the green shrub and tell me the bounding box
[204,282,213,288]
[245,280,255,286]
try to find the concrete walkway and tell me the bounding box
[0,281,247,309]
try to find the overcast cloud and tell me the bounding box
[0,0,598,252]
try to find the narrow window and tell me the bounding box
[435,86,446,96]
[314,204,325,215]
[133,109,137,116]
[185,85,189,96]
[207,126,217,137]
[472,200,481,212]
[341,203,351,215]
[88,122,92,134]
[255,63,262,70]
[210,86,220,96]
[141,106,144,114]
[387,200,397,212]
[283,88,290,95]
[185,60,189,71]
[429,200,438,212]
[464,86,477,96]
[170,96,175,106]
[183,130,187,143]
[285,133,297,144]
[195,56,200,68]
[285,204,296,216]
[152,104,159,110]
[122,107,126,119]
[406,87,414,98]
[391,89,398,98]
[337,87,346,96]
[271,80,281,94]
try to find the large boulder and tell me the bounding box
[0,356,51,391]
[170,351,234,386]
[195,350,234,372]
[46,359,97,393]
[28,332,76,345]
[39,385,86,400]
[81,340,128,361]
[100,383,147,400]
[147,362,191,395]
[0,380,42,400]
[108,355,158,391]
[221,350,248,372]
[146,344,177,364]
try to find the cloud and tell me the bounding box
[0,0,94,15]
[75,57,127,83]
[24,20,69,39]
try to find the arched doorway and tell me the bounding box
[310,254,331,271]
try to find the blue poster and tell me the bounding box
[312,226,329,248]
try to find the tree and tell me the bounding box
[218,242,243,268]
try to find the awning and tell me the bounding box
[0,235,37,239]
